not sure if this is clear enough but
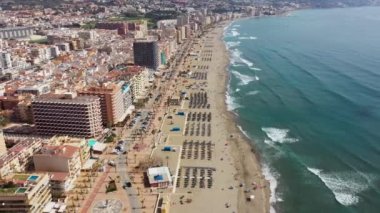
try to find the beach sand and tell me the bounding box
[155,21,270,213]
[207,22,270,213]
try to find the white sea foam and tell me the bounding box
[239,36,258,40]
[237,125,250,139]
[264,139,275,146]
[262,127,299,144]
[231,70,257,86]
[262,164,280,213]
[235,88,240,92]
[225,92,241,111]
[240,57,254,67]
[231,29,240,37]
[230,49,254,67]
[246,90,260,96]
[307,168,370,206]
[250,67,262,71]
[226,41,241,48]
[229,49,242,66]
[223,24,231,32]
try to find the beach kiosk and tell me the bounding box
[147,167,172,188]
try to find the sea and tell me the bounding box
[224,7,380,213]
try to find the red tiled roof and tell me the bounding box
[50,172,69,181]
[41,145,79,158]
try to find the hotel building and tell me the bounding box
[78,83,125,127]
[32,94,103,138]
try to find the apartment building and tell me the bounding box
[0,139,42,179]
[78,83,125,127]
[0,27,35,39]
[0,131,6,156]
[49,172,71,202]
[95,20,147,37]
[130,68,150,103]
[33,145,81,201]
[133,40,160,70]
[49,136,90,166]
[32,94,103,138]
[0,173,51,213]
[177,15,190,27]
[0,52,12,70]
[121,82,133,114]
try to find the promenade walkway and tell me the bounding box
[80,167,111,213]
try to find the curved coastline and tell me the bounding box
[219,20,271,213]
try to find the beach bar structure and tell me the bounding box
[147,167,172,188]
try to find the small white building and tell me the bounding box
[147,167,172,188]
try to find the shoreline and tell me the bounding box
[155,18,270,213]
[216,20,271,213]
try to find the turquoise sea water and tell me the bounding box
[224,7,380,213]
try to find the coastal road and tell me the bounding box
[117,152,142,213]
[113,38,194,213]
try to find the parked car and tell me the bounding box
[123,181,132,188]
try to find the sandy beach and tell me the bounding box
[205,22,270,213]
[151,20,270,213]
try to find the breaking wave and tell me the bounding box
[231,70,258,86]
[230,49,254,67]
[225,93,241,111]
[250,67,262,71]
[226,41,241,48]
[262,164,281,213]
[262,127,299,144]
[237,125,250,139]
[307,168,371,206]
[231,29,240,37]
[239,36,258,40]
